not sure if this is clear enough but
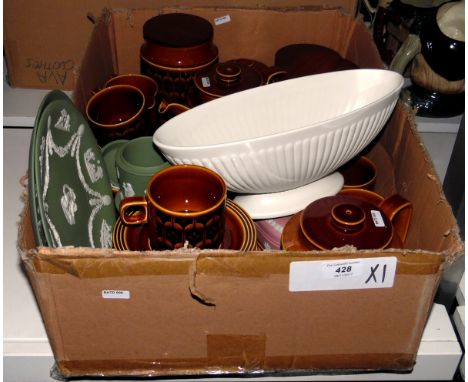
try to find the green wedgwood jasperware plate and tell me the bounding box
[33,96,116,248]
[28,90,71,246]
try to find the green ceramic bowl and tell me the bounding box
[115,136,171,204]
[101,139,129,192]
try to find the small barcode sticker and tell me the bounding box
[102,290,130,299]
[214,15,231,25]
[289,257,397,291]
[371,210,385,227]
[201,77,211,87]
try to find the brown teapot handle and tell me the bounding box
[378,194,413,245]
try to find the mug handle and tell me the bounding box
[378,194,413,245]
[119,196,148,225]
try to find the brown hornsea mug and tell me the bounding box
[86,84,148,146]
[119,164,227,250]
[105,73,159,133]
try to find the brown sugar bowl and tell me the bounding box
[192,58,287,104]
[158,58,286,114]
[281,189,412,251]
[159,59,284,108]
[192,59,264,104]
[194,60,263,103]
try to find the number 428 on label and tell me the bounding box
[289,257,397,292]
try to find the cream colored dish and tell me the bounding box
[153,69,404,194]
[234,172,344,219]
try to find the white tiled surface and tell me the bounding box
[417,115,463,134]
[419,132,458,181]
[453,274,465,380]
[3,83,464,381]
[2,129,52,356]
[457,274,465,307]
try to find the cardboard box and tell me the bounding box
[18,6,464,379]
[3,0,355,90]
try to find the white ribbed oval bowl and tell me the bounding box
[153,69,404,194]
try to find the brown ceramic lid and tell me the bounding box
[143,13,214,47]
[332,58,359,71]
[275,44,359,78]
[194,59,264,98]
[300,194,393,250]
[275,44,342,70]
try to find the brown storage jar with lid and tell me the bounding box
[140,13,219,117]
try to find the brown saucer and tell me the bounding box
[281,211,314,251]
[113,199,258,251]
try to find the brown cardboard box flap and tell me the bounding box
[4,0,358,90]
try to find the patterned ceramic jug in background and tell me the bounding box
[389,1,464,116]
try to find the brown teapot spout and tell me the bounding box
[158,99,190,115]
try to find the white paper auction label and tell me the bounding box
[371,210,386,227]
[102,290,130,299]
[214,15,231,25]
[201,76,211,87]
[289,257,397,292]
